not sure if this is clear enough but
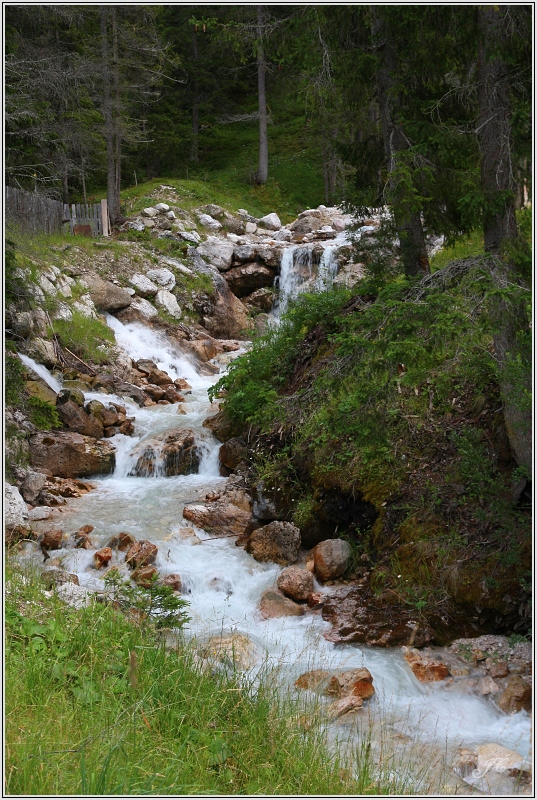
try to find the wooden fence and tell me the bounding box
[5,186,109,237]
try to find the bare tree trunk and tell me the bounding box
[371,7,430,278]
[322,127,330,203]
[256,5,268,185]
[111,7,122,224]
[190,28,199,162]
[101,7,122,226]
[61,170,69,205]
[477,5,531,475]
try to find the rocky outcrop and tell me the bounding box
[259,588,305,618]
[295,667,375,701]
[94,547,113,569]
[224,264,276,297]
[128,429,200,477]
[453,743,531,795]
[311,539,351,582]
[203,410,240,443]
[321,586,435,647]
[29,431,116,478]
[5,482,30,532]
[197,237,235,271]
[245,521,301,565]
[182,500,251,537]
[277,566,314,601]
[497,675,532,713]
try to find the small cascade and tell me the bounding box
[315,245,339,291]
[17,353,62,393]
[105,314,206,389]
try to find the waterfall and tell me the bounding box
[272,242,341,321]
[18,353,62,393]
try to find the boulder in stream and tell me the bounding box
[258,588,305,619]
[29,431,116,478]
[128,428,201,477]
[311,539,351,582]
[277,566,314,602]
[182,501,252,537]
[125,540,158,569]
[321,586,435,647]
[402,647,450,682]
[245,521,301,565]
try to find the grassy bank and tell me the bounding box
[5,562,415,796]
[211,259,531,636]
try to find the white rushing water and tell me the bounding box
[18,353,63,393]
[23,298,531,791]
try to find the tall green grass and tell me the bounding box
[5,562,425,795]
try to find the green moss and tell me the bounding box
[27,396,62,430]
[52,311,114,365]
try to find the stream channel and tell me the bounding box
[20,240,531,794]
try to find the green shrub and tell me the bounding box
[27,396,62,431]
[5,352,25,406]
[52,311,114,365]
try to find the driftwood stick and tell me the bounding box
[62,346,97,375]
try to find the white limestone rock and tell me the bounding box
[258,212,281,231]
[197,213,222,231]
[129,273,159,297]
[142,207,159,217]
[155,203,170,212]
[5,482,29,530]
[197,236,234,271]
[146,267,176,290]
[155,289,182,319]
[130,297,159,320]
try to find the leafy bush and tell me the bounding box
[27,396,62,430]
[103,570,190,630]
[5,352,25,406]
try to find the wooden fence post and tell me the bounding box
[101,199,110,237]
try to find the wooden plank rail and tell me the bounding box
[6,187,109,237]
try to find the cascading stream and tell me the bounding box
[20,309,531,791]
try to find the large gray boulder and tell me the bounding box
[83,275,132,311]
[258,213,282,231]
[146,267,177,289]
[128,273,158,297]
[197,237,235,271]
[5,482,29,530]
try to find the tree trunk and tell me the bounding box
[61,170,69,205]
[477,6,532,475]
[100,7,121,226]
[190,28,199,162]
[255,5,268,185]
[371,7,430,278]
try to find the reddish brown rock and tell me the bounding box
[125,540,158,569]
[41,529,64,550]
[161,573,183,592]
[245,521,301,566]
[185,338,221,363]
[326,668,375,699]
[327,695,363,718]
[219,437,249,471]
[202,410,239,442]
[497,675,532,714]
[56,399,104,439]
[295,669,331,691]
[486,658,509,679]
[259,588,305,619]
[74,525,95,549]
[29,431,115,478]
[403,647,449,682]
[108,531,137,551]
[312,539,351,582]
[147,368,173,386]
[183,501,251,537]
[131,565,159,588]
[307,591,327,609]
[94,547,113,569]
[163,386,185,403]
[144,384,165,401]
[277,566,314,602]
[321,587,434,647]
[118,420,135,435]
[129,428,200,477]
[174,378,192,391]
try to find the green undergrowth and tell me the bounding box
[51,311,115,366]
[211,259,531,622]
[5,563,414,796]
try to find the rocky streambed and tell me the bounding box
[6,313,532,796]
